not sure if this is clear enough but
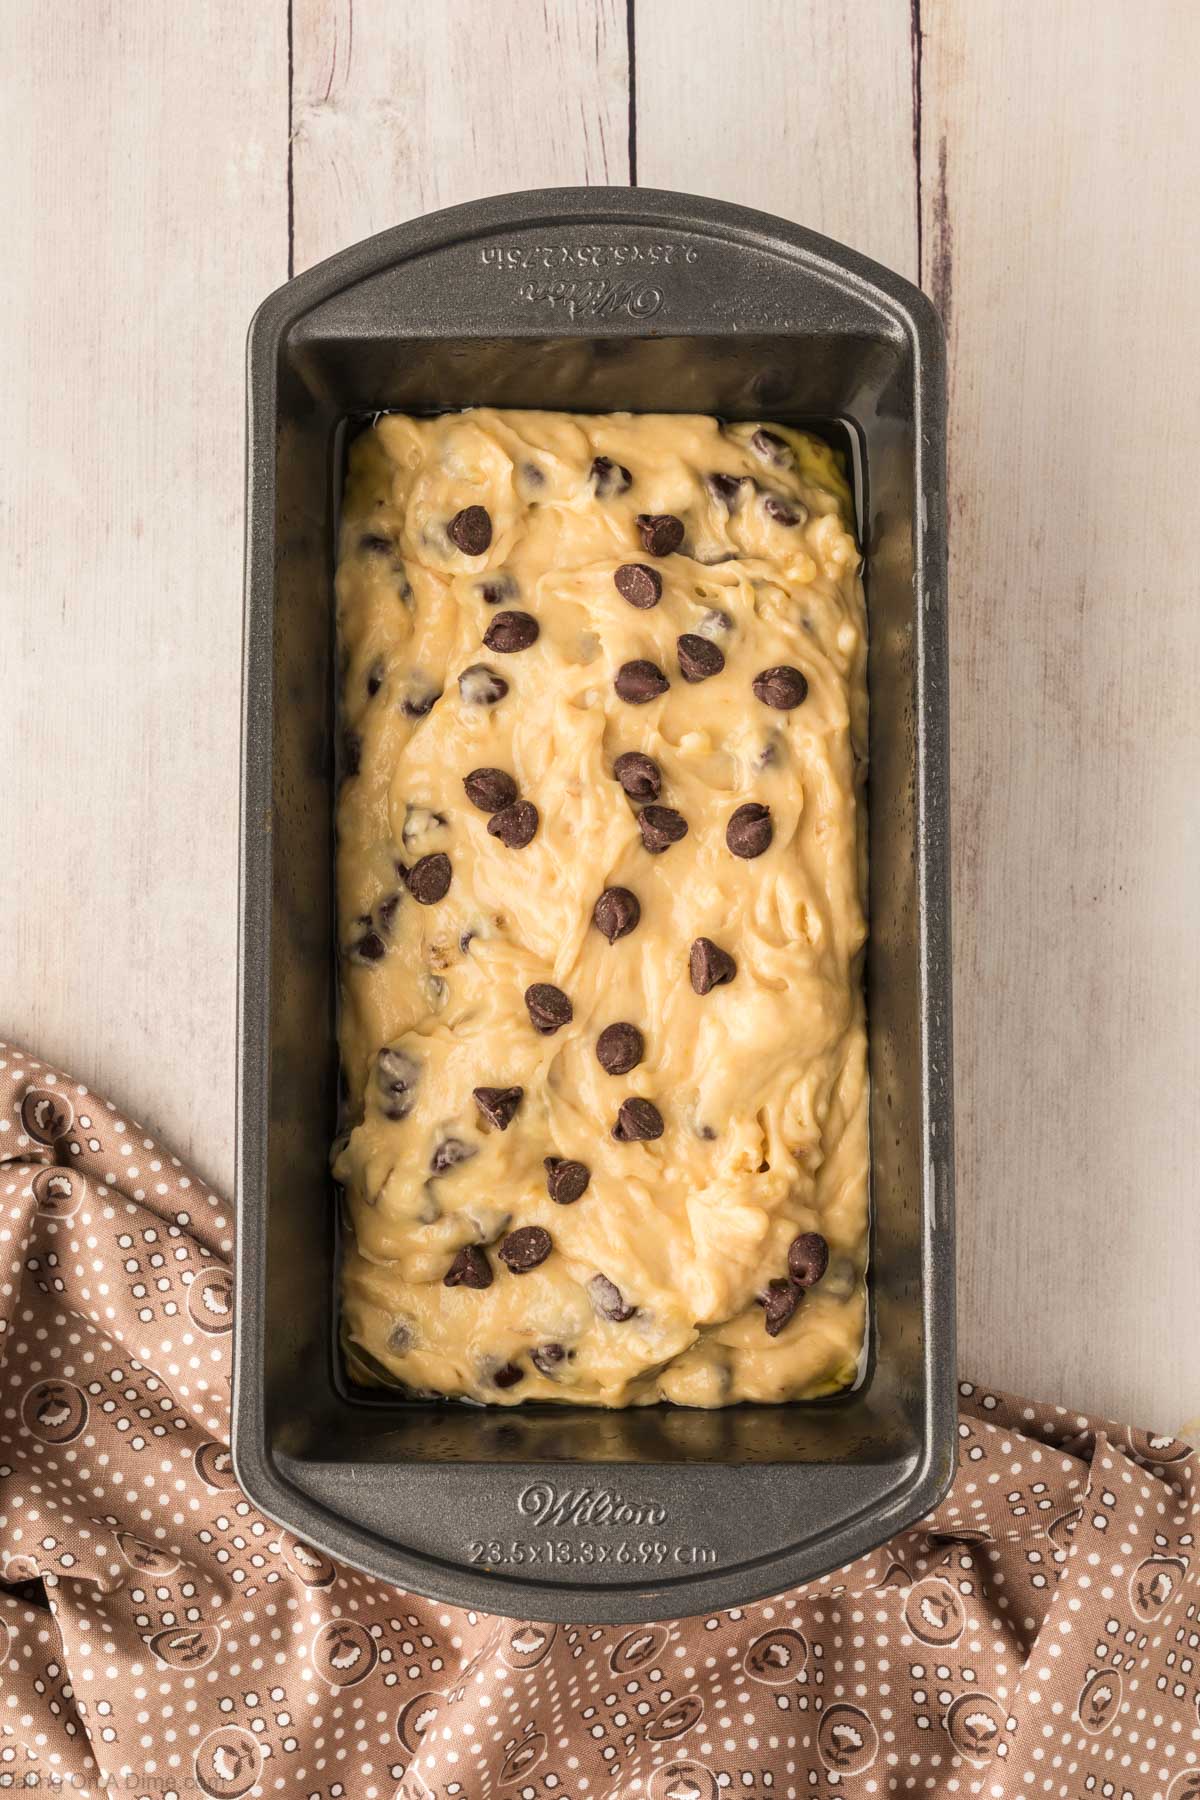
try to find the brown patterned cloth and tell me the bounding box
[0,1040,1197,1800]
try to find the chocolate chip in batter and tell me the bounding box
[377,1047,419,1120]
[458,664,509,705]
[366,659,385,697]
[761,1277,803,1337]
[753,665,809,710]
[698,607,733,638]
[589,1273,637,1321]
[677,633,725,682]
[521,461,545,489]
[612,1097,664,1142]
[401,678,442,717]
[596,1022,644,1075]
[430,1138,477,1175]
[444,1245,493,1289]
[359,530,395,556]
[487,800,539,849]
[638,804,689,854]
[472,1085,524,1130]
[636,512,685,556]
[614,659,669,704]
[787,1230,830,1288]
[375,892,402,934]
[544,1157,591,1204]
[531,1342,567,1374]
[726,801,773,859]
[447,505,492,555]
[689,937,737,994]
[405,852,452,905]
[591,455,632,496]
[483,610,540,653]
[751,427,793,466]
[499,1225,552,1273]
[479,573,518,605]
[612,751,661,801]
[592,886,640,943]
[525,983,573,1035]
[763,494,803,527]
[493,1362,525,1389]
[348,927,386,964]
[614,563,662,608]
[705,472,749,508]
[463,767,518,813]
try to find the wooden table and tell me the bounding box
[5,1,1198,1433]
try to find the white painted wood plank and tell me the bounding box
[923,0,1200,1429]
[291,0,630,272]
[634,0,918,278]
[0,3,287,1191]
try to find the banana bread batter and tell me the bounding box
[334,408,868,1406]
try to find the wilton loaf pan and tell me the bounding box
[236,187,954,1623]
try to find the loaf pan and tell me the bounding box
[236,187,954,1622]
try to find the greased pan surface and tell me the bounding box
[236,188,954,1622]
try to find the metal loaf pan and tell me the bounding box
[236,187,954,1623]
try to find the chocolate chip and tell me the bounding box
[444,1246,492,1289]
[366,659,385,696]
[636,513,685,556]
[612,1097,664,1141]
[447,505,492,555]
[787,1231,830,1288]
[499,1226,552,1273]
[614,659,669,704]
[430,1138,476,1175]
[524,983,573,1035]
[763,495,802,526]
[463,767,518,813]
[459,928,476,952]
[493,1362,525,1388]
[522,461,545,488]
[401,679,442,717]
[405,852,452,905]
[677,633,725,682]
[376,1047,419,1120]
[544,1157,591,1204]
[726,802,773,858]
[591,455,632,496]
[689,937,737,994]
[531,1342,567,1374]
[595,1022,644,1076]
[487,800,539,849]
[349,928,386,964]
[593,886,640,943]
[638,805,689,854]
[614,563,662,608]
[751,428,792,466]
[375,892,402,934]
[761,1277,803,1337]
[483,610,540,653]
[753,665,809,710]
[705,472,749,507]
[359,531,395,555]
[698,607,733,638]
[589,1273,636,1320]
[458,664,509,705]
[479,574,518,604]
[612,751,661,800]
[473,1085,524,1130]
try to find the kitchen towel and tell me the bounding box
[0,1040,1196,1799]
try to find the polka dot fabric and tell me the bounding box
[0,1042,1196,1799]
